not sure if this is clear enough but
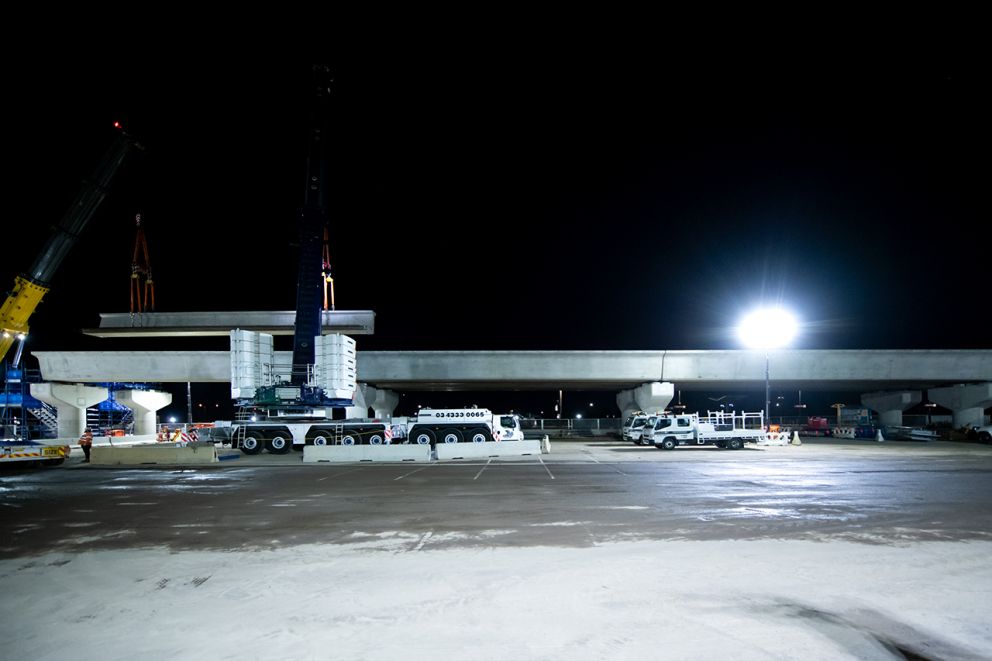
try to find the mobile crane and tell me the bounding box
[229,67,503,455]
[0,123,140,364]
[1,123,140,464]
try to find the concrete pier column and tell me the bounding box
[369,388,400,420]
[344,383,374,419]
[634,382,674,414]
[861,390,921,426]
[928,383,992,429]
[116,390,173,436]
[616,389,639,420]
[29,383,108,440]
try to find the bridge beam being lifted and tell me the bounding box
[82,310,375,337]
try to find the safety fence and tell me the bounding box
[521,418,622,438]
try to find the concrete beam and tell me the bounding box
[32,349,992,391]
[83,310,375,337]
[116,390,173,436]
[861,390,922,426]
[29,383,107,440]
[928,383,992,429]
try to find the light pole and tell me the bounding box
[738,307,798,431]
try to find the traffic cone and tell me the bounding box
[791,431,802,445]
[876,429,885,442]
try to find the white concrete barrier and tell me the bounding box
[91,444,218,465]
[436,440,543,461]
[303,445,432,463]
[756,432,790,446]
[93,434,159,447]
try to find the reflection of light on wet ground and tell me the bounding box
[724,506,805,519]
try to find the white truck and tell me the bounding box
[644,411,766,450]
[622,413,647,442]
[971,424,992,443]
[234,408,521,455]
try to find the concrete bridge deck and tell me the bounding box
[32,349,992,391]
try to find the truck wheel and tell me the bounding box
[267,435,292,454]
[411,429,435,445]
[440,429,463,444]
[727,438,743,450]
[341,435,357,446]
[312,435,330,446]
[241,435,264,455]
[466,427,489,443]
[716,440,727,449]
[368,433,385,445]
[661,438,676,450]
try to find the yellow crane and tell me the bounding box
[0,123,140,364]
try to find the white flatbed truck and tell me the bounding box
[645,411,767,450]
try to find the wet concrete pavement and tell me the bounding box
[3,439,992,557]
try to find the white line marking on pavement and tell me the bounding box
[539,457,555,480]
[473,459,492,480]
[413,531,433,551]
[318,468,362,481]
[394,466,430,481]
[583,450,628,475]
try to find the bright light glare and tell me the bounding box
[738,308,798,349]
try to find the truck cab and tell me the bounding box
[621,413,646,441]
[496,414,524,441]
[642,414,695,446]
[628,415,658,444]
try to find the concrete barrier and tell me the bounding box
[93,434,160,447]
[757,432,790,446]
[91,444,218,465]
[436,440,543,461]
[303,445,432,463]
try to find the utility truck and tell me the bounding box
[644,410,766,450]
[622,413,647,442]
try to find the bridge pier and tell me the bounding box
[369,387,399,419]
[29,383,108,440]
[116,389,173,435]
[615,382,673,418]
[615,390,638,420]
[861,390,921,426]
[345,384,373,419]
[927,383,992,429]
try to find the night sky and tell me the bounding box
[5,52,988,418]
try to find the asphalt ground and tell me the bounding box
[3,438,992,558]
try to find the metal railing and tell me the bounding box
[521,418,622,438]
